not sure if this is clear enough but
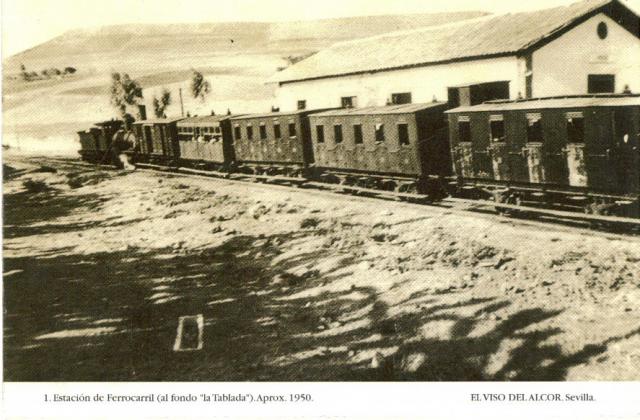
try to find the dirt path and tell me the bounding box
[3,154,640,381]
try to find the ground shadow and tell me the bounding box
[3,161,637,381]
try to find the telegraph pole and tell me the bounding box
[179,88,185,117]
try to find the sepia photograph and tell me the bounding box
[2,0,640,410]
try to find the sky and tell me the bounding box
[2,0,640,57]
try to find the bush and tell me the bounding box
[300,217,321,229]
[22,179,51,193]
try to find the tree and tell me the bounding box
[64,67,77,75]
[190,70,210,102]
[109,72,143,129]
[152,88,172,118]
[20,64,30,81]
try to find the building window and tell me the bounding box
[566,113,585,143]
[597,22,608,39]
[246,125,253,140]
[316,125,325,143]
[526,114,543,143]
[375,123,385,142]
[489,116,505,142]
[234,126,241,140]
[334,125,343,144]
[458,118,471,142]
[353,124,363,144]
[274,123,281,139]
[289,122,296,137]
[391,92,412,105]
[341,96,356,108]
[259,124,267,140]
[398,124,410,145]
[297,100,306,110]
[588,74,615,93]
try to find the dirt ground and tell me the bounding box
[3,154,640,381]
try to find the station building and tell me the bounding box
[270,0,640,111]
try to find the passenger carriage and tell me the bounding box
[229,110,320,177]
[132,117,184,164]
[176,115,235,171]
[446,95,640,216]
[308,102,451,194]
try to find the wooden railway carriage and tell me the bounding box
[229,110,319,176]
[308,103,451,193]
[132,117,184,164]
[176,115,235,170]
[446,95,640,216]
[77,120,122,163]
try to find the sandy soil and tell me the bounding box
[3,154,640,381]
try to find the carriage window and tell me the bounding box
[458,120,471,143]
[234,126,241,140]
[273,123,281,139]
[289,123,296,137]
[259,124,267,140]
[353,124,363,144]
[490,116,505,142]
[566,113,584,143]
[316,125,325,143]
[246,125,254,140]
[526,114,543,143]
[334,125,343,144]
[398,124,410,145]
[375,124,385,142]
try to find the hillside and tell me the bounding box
[4,12,485,73]
[2,11,485,154]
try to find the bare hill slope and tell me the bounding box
[4,12,486,71]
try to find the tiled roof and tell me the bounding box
[271,0,635,83]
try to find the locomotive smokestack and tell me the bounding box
[138,104,147,120]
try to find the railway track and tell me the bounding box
[141,161,640,237]
[28,156,640,237]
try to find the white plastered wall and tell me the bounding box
[532,13,640,96]
[274,56,521,112]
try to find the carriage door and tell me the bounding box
[613,108,639,194]
[564,112,588,187]
[144,125,153,153]
[487,114,509,180]
[524,113,545,183]
[454,116,474,178]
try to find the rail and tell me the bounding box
[93,160,640,232]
